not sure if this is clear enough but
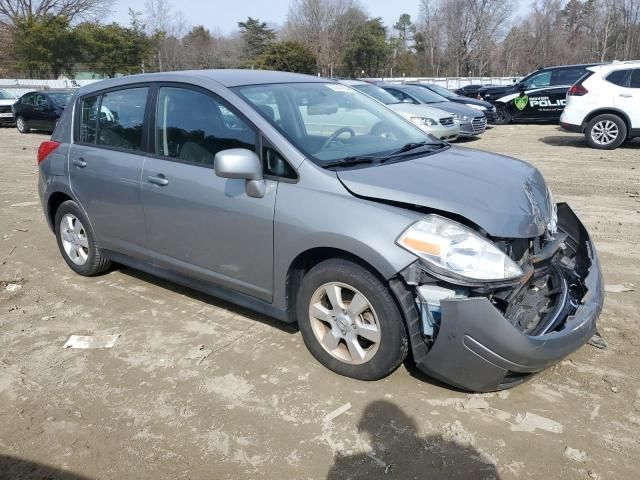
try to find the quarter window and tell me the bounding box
[79,96,99,144]
[155,87,256,166]
[97,87,148,151]
[606,69,630,87]
[630,69,640,89]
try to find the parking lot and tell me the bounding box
[0,125,639,479]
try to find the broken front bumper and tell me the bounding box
[395,203,604,392]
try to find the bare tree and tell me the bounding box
[0,0,113,24]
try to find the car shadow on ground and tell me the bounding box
[115,266,299,335]
[453,136,482,145]
[540,131,640,149]
[0,455,92,480]
[326,400,500,479]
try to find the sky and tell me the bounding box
[110,0,532,35]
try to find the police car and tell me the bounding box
[478,64,602,124]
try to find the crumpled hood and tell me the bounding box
[337,146,552,238]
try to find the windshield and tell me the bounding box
[0,89,15,100]
[234,82,437,164]
[351,84,401,105]
[421,84,456,99]
[399,85,448,104]
[49,92,72,106]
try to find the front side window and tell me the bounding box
[606,69,631,87]
[630,69,640,88]
[235,82,435,164]
[97,87,148,151]
[79,95,99,144]
[523,71,551,88]
[155,87,256,166]
[395,86,447,104]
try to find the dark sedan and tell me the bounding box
[407,83,497,123]
[454,84,493,98]
[13,89,74,133]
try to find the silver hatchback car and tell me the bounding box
[38,70,603,392]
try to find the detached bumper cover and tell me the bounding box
[407,203,604,392]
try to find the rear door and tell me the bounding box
[140,85,277,301]
[615,68,640,129]
[69,86,149,254]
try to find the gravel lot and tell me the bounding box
[0,125,639,480]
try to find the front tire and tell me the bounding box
[16,116,30,133]
[54,200,111,276]
[493,104,511,125]
[296,259,408,380]
[585,114,626,150]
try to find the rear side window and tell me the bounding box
[97,88,148,151]
[606,69,631,87]
[21,93,34,105]
[155,87,256,166]
[79,96,99,144]
[551,68,585,86]
[630,69,640,88]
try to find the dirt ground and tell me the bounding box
[0,124,639,480]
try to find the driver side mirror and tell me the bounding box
[214,148,266,198]
[516,82,527,91]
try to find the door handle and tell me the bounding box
[147,175,169,186]
[619,93,633,98]
[72,158,87,168]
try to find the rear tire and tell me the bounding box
[54,200,111,276]
[16,116,30,134]
[296,258,408,380]
[585,114,626,150]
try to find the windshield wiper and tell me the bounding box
[322,156,379,168]
[323,141,446,169]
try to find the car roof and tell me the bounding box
[76,70,329,96]
[588,60,640,72]
[537,63,605,71]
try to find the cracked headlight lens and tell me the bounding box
[397,215,523,282]
[410,116,437,126]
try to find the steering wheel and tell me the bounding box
[321,127,355,150]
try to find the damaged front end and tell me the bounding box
[391,203,604,392]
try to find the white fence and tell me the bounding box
[0,75,519,98]
[0,79,100,98]
[369,76,519,88]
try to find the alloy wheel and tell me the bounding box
[591,120,619,146]
[308,282,381,365]
[60,214,89,266]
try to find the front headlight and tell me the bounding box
[410,116,437,126]
[448,112,470,122]
[465,103,487,111]
[397,215,523,282]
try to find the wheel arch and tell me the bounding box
[583,109,632,135]
[284,247,403,324]
[47,191,74,231]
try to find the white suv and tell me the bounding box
[560,61,640,149]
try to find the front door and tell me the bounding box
[140,85,277,302]
[69,87,149,254]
